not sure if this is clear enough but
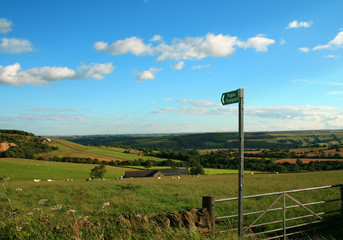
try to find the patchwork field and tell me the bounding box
[276,158,343,164]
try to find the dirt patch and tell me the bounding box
[0,142,17,151]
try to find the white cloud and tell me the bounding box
[95,33,275,61]
[165,98,173,101]
[325,55,339,59]
[150,34,162,42]
[136,67,161,82]
[280,38,286,45]
[94,37,153,56]
[329,91,343,95]
[30,108,89,112]
[313,31,343,50]
[153,101,343,128]
[0,62,114,86]
[0,38,33,54]
[77,63,115,80]
[286,20,313,29]
[236,34,275,52]
[171,61,185,70]
[191,64,211,70]
[298,47,310,52]
[0,18,13,34]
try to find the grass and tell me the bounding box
[1,158,342,239]
[0,158,128,181]
[36,139,180,163]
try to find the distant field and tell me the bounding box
[276,158,343,164]
[36,139,180,163]
[58,129,343,149]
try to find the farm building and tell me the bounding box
[125,168,189,178]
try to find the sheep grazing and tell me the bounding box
[16,188,23,192]
[47,179,53,182]
[86,177,91,181]
[33,179,41,183]
[66,179,70,182]
[177,176,181,180]
[157,176,161,180]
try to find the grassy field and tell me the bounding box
[1,158,343,239]
[36,139,180,162]
[0,158,128,181]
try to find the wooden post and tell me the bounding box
[202,195,215,235]
[340,185,343,216]
[238,89,244,238]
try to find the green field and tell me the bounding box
[36,139,180,162]
[59,129,343,149]
[0,158,128,181]
[1,157,342,239]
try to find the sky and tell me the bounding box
[1,0,343,136]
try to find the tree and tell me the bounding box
[143,160,153,169]
[190,166,205,175]
[90,164,107,179]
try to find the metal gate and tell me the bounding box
[203,184,343,239]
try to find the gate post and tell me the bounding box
[202,195,215,235]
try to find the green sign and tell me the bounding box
[221,89,241,105]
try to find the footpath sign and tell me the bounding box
[221,88,244,238]
[221,89,241,105]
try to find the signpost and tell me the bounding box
[221,88,244,238]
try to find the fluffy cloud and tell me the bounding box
[286,20,313,29]
[95,33,275,61]
[0,18,12,34]
[0,62,114,86]
[94,37,153,56]
[77,63,114,80]
[0,38,33,54]
[313,31,343,50]
[236,34,275,52]
[150,34,162,42]
[298,47,310,52]
[136,67,161,82]
[171,61,185,70]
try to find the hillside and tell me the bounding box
[0,130,57,158]
[36,138,179,163]
[56,129,343,149]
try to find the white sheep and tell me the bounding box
[33,179,41,183]
[47,179,53,182]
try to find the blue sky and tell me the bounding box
[1,0,343,136]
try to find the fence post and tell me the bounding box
[202,195,215,235]
[340,185,343,216]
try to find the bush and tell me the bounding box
[90,164,107,179]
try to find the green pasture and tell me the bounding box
[1,161,342,239]
[0,158,127,181]
[37,139,180,162]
